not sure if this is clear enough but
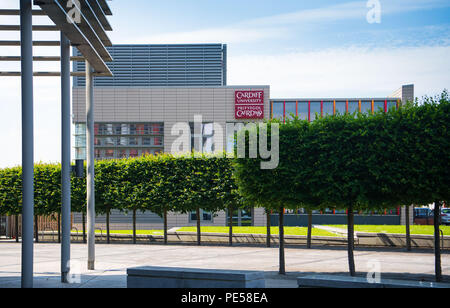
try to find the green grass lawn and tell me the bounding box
[72,230,164,236]
[176,226,340,237]
[326,225,450,236]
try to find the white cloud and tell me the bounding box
[228,45,450,99]
[129,0,450,45]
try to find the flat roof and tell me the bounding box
[271,98,401,101]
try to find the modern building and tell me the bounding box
[73,44,227,88]
[72,44,415,230]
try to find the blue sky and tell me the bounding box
[0,0,449,167]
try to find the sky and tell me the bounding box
[0,0,449,167]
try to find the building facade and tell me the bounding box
[73,44,227,88]
[72,44,414,229]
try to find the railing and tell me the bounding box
[72,227,80,243]
[96,228,104,242]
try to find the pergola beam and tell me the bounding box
[36,0,112,75]
[0,25,59,31]
[0,9,45,15]
[0,40,61,46]
[0,71,110,77]
[0,56,85,61]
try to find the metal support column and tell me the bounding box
[20,0,34,289]
[60,32,71,283]
[86,61,95,270]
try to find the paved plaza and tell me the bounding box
[0,242,448,288]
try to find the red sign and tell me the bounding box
[235,90,265,119]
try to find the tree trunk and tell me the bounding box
[434,201,442,282]
[196,207,201,246]
[279,207,286,275]
[133,208,137,244]
[34,215,39,243]
[57,213,61,243]
[106,207,110,244]
[229,206,233,247]
[266,211,271,248]
[164,208,168,245]
[15,215,19,243]
[307,210,313,249]
[405,205,411,251]
[82,212,86,244]
[347,204,356,277]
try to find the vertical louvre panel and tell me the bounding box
[73,44,226,87]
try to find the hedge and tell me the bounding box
[234,90,450,276]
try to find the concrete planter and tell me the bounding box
[36,231,449,250]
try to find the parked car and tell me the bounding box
[441,209,450,225]
[414,208,433,225]
[427,209,449,225]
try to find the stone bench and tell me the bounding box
[297,275,450,288]
[127,266,265,288]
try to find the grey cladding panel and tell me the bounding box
[74,44,227,87]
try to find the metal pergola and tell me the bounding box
[0,0,113,288]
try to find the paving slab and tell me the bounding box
[0,242,448,288]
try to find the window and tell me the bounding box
[94,149,101,159]
[335,101,346,115]
[136,124,145,135]
[298,102,308,120]
[105,149,115,159]
[130,124,137,135]
[227,208,253,226]
[105,124,114,135]
[118,149,127,158]
[77,122,164,160]
[118,137,128,146]
[114,124,122,135]
[75,147,86,160]
[120,124,129,135]
[285,102,296,120]
[190,122,215,153]
[323,101,334,117]
[348,101,359,114]
[272,102,283,120]
[75,135,86,147]
[142,137,152,146]
[190,209,213,222]
[374,101,384,112]
[154,137,163,146]
[104,137,115,146]
[361,101,372,114]
[129,149,138,157]
[310,102,321,121]
[129,137,138,146]
[387,101,397,111]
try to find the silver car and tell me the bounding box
[441,209,450,225]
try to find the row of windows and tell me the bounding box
[75,123,164,137]
[93,136,163,147]
[271,100,399,121]
[75,148,164,160]
[289,208,400,216]
[75,123,165,160]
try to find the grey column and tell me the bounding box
[60,32,71,283]
[20,0,34,289]
[86,61,95,270]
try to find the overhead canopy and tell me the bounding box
[35,0,113,75]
